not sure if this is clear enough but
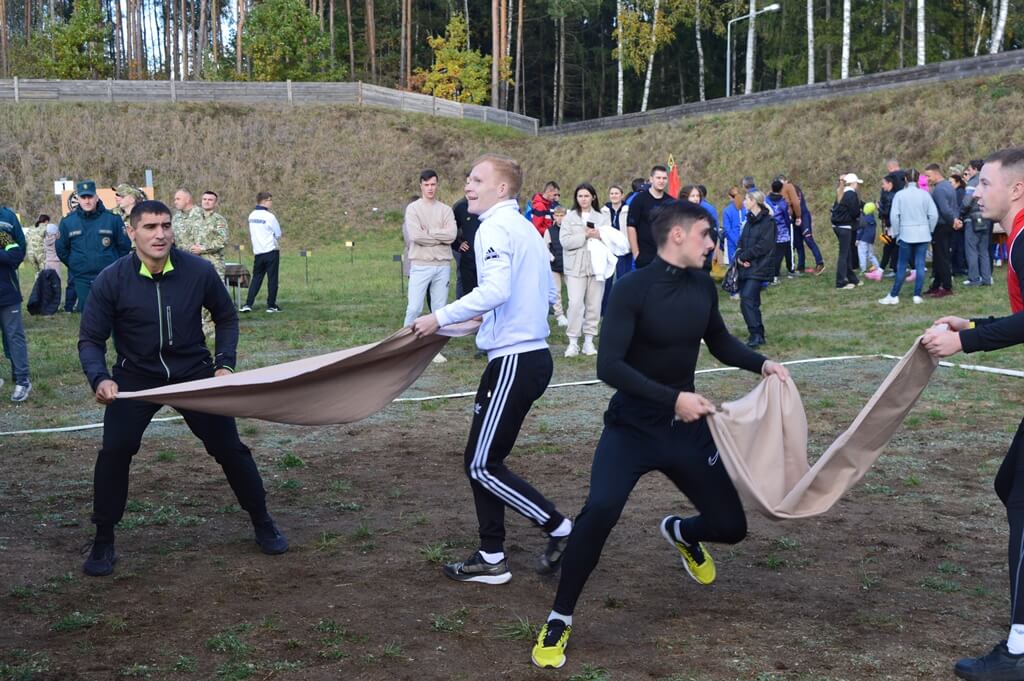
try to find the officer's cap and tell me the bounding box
[76,180,97,197]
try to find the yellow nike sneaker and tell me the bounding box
[531,619,571,669]
[660,515,716,585]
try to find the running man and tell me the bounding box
[411,154,572,585]
[530,200,790,668]
[922,147,1024,681]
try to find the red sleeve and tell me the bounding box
[530,194,551,235]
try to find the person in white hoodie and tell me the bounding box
[560,183,628,356]
[411,153,573,586]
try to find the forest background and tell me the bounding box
[0,0,1021,126]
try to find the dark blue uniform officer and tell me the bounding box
[56,180,132,312]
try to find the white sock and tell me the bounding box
[1008,625,1024,654]
[671,518,691,546]
[584,335,594,344]
[548,610,572,626]
[478,550,505,564]
[550,518,572,538]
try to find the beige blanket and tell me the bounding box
[122,327,936,520]
[118,322,478,425]
[707,339,938,519]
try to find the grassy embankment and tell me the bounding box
[0,71,1022,248]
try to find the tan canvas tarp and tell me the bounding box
[118,322,478,425]
[123,326,936,520]
[706,339,939,520]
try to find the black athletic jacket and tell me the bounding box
[79,248,238,391]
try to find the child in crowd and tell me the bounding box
[858,202,882,281]
[545,206,569,327]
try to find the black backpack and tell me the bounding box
[27,269,61,316]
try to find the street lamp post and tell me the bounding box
[725,3,781,98]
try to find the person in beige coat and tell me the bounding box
[560,183,612,357]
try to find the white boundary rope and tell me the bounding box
[2,353,1020,437]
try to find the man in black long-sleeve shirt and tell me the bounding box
[530,201,790,669]
[925,163,959,296]
[78,201,288,578]
[923,147,1024,681]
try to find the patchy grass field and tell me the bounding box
[3,240,1024,681]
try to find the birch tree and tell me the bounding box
[991,0,1008,53]
[916,0,925,65]
[640,0,660,111]
[744,0,755,94]
[694,0,705,101]
[615,0,623,114]
[807,0,814,84]
[840,0,850,78]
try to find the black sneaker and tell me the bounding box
[266,306,281,313]
[253,520,289,555]
[239,305,252,313]
[82,541,118,577]
[536,534,569,575]
[955,641,1024,681]
[442,552,511,584]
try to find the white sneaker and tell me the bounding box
[841,283,857,290]
[556,314,569,327]
[11,382,31,402]
[878,295,899,305]
[432,353,447,364]
[582,339,597,356]
[913,296,924,304]
[564,342,579,358]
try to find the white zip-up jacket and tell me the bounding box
[435,199,556,361]
[248,206,281,255]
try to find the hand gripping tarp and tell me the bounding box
[118,322,479,425]
[706,338,939,520]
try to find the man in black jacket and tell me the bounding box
[451,195,480,295]
[530,201,790,669]
[924,147,1024,681]
[78,200,288,578]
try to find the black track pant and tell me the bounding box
[552,408,747,616]
[91,373,269,534]
[464,349,565,553]
[245,250,280,308]
[996,417,1024,624]
[930,223,954,291]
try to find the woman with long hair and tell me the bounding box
[733,191,776,347]
[560,183,613,357]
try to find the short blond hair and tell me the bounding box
[552,206,567,216]
[472,153,523,198]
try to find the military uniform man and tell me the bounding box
[193,191,229,280]
[176,189,228,337]
[111,184,146,236]
[172,189,204,251]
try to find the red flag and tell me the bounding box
[667,155,682,199]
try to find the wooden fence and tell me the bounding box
[0,78,539,135]
[541,49,1024,136]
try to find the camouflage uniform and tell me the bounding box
[112,183,146,237]
[23,224,46,274]
[175,206,228,338]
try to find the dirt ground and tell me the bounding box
[1,359,1020,681]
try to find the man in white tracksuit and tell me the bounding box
[412,153,573,585]
[241,191,281,313]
